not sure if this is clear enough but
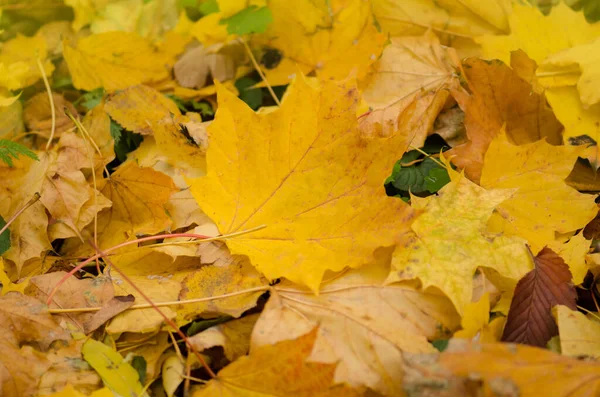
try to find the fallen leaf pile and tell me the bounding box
[2,1,600,396]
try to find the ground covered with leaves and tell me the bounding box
[2,0,600,396]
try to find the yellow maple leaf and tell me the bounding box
[453,293,490,339]
[94,162,176,250]
[194,328,361,397]
[371,0,511,37]
[0,34,54,91]
[177,260,268,326]
[478,3,600,66]
[251,251,459,396]
[481,133,597,253]
[0,258,29,295]
[548,233,592,285]
[63,31,184,92]
[360,30,461,143]
[190,77,416,291]
[256,0,385,86]
[104,85,181,135]
[389,165,533,314]
[554,305,600,358]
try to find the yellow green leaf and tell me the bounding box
[389,166,533,314]
[82,339,148,397]
[190,77,416,291]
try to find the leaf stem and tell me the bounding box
[0,193,41,237]
[46,226,267,304]
[88,241,217,378]
[37,56,56,151]
[239,37,281,106]
[48,286,270,313]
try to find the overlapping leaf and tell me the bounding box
[191,77,416,290]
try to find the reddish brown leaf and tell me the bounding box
[501,247,577,347]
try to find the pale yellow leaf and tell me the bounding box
[554,305,600,358]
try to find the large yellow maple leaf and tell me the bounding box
[190,77,416,291]
[389,165,532,314]
[480,133,597,254]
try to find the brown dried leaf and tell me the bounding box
[23,92,77,139]
[83,294,135,334]
[501,247,577,347]
[26,272,115,331]
[360,31,461,144]
[448,58,563,182]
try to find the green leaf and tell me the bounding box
[165,94,187,113]
[0,140,39,167]
[235,77,263,110]
[199,0,219,15]
[110,119,124,145]
[425,167,450,194]
[186,315,233,336]
[77,88,105,111]
[220,6,273,35]
[52,77,73,89]
[388,157,442,194]
[131,356,147,385]
[191,100,215,117]
[0,215,10,256]
[432,339,449,352]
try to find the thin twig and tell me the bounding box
[36,57,56,150]
[48,286,270,313]
[86,241,216,378]
[0,193,41,237]
[46,226,267,304]
[239,38,281,106]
